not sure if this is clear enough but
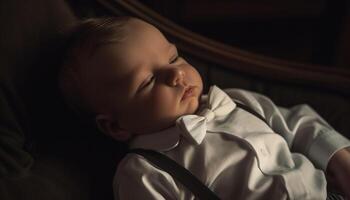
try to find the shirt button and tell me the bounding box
[259,148,268,156]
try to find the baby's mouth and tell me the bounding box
[181,86,195,101]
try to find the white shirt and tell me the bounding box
[114,86,350,200]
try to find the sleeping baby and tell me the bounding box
[59,17,350,200]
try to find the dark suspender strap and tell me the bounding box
[129,102,343,200]
[234,101,270,127]
[128,101,269,200]
[128,148,221,200]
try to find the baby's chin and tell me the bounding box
[134,90,203,135]
[144,104,202,134]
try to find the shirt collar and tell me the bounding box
[128,85,236,151]
[128,125,182,151]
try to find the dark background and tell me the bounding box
[0,1,349,200]
[69,0,350,69]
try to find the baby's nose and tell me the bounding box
[167,67,185,86]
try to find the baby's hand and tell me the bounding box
[326,147,350,199]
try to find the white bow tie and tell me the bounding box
[176,85,236,145]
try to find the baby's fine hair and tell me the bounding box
[59,16,132,118]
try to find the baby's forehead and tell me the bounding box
[84,20,176,88]
[90,30,175,72]
[86,44,137,82]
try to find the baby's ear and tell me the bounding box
[95,114,131,141]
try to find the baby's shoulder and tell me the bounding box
[223,87,268,104]
[116,152,164,176]
[224,87,264,99]
[114,151,178,188]
[117,153,151,171]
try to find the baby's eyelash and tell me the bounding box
[137,75,155,93]
[170,55,179,64]
[144,76,155,87]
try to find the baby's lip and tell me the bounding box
[181,86,195,101]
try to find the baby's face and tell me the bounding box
[87,19,203,137]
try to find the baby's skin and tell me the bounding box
[79,18,203,141]
[74,17,350,198]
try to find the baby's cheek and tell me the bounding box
[150,90,179,117]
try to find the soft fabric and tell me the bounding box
[0,0,99,199]
[0,0,76,177]
[177,85,236,144]
[115,86,350,200]
[0,78,33,176]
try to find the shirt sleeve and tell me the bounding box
[225,88,350,171]
[114,154,181,200]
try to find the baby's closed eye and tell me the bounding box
[144,75,155,88]
[170,55,179,64]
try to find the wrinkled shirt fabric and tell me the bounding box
[115,86,350,200]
